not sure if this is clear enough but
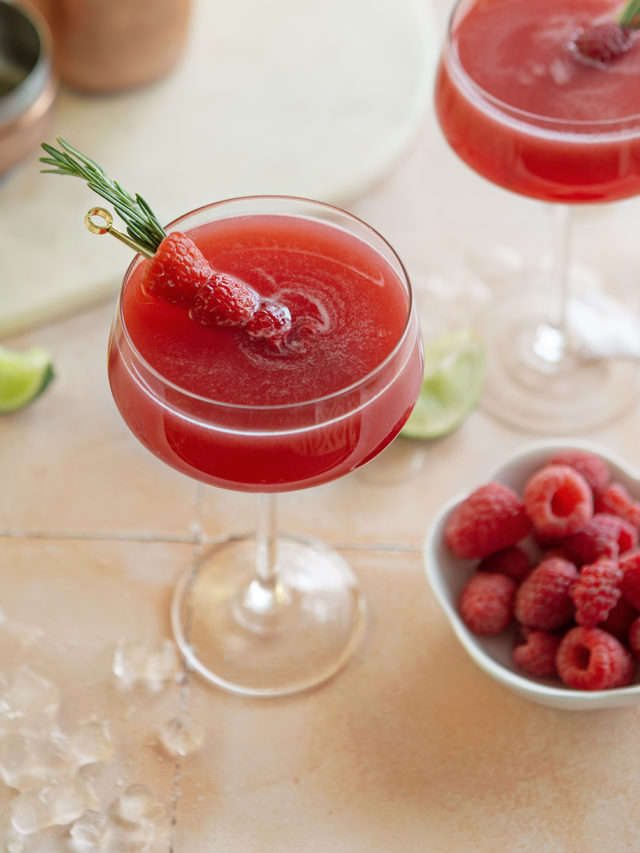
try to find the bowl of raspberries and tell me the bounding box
[424,440,640,709]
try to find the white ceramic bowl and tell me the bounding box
[424,438,640,710]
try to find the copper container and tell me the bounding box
[27,0,192,92]
[0,1,56,176]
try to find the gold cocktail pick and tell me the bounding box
[84,207,154,259]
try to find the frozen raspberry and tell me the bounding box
[628,616,640,659]
[477,545,531,583]
[523,464,593,539]
[458,572,517,636]
[556,626,635,690]
[246,300,292,346]
[514,556,578,631]
[595,482,640,532]
[548,449,610,498]
[444,482,532,560]
[572,21,633,67]
[190,273,260,327]
[600,596,637,642]
[141,231,212,307]
[570,557,623,629]
[560,513,637,566]
[620,549,640,609]
[512,628,561,678]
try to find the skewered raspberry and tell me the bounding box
[573,21,633,67]
[190,273,260,327]
[246,300,292,346]
[141,231,212,307]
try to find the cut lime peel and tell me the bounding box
[0,345,55,413]
[401,328,486,440]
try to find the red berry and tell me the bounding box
[444,482,532,560]
[599,596,637,643]
[570,557,623,629]
[477,545,532,583]
[548,449,610,498]
[595,482,640,532]
[245,300,292,346]
[514,556,578,631]
[141,231,212,307]
[573,21,633,67]
[523,464,592,539]
[512,628,561,678]
[458,572,517,636]
[190,273,260,327]
[620,549,640,609]
[560,512,637,566]
[628,616,640,659]
[556,626,635,690]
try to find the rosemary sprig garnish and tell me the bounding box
[619,0,640,28]
[39,138,166,256]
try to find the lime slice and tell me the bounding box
[401,327,485,439]
[0,345,54,413]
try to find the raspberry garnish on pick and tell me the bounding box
[573,21,633,66]
[572,0,640,67]
[40,138,292,346]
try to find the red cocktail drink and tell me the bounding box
[109,200,422,492]
[433,0,640,433]
[435,0,640,203]
[107,196,423,696]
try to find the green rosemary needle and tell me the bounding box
[40,138,166,256]
[619,0,640,28]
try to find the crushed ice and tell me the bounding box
[0,633,204,851]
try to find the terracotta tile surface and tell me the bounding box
[3,0,640,848]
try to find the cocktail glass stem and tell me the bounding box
[236,495,292,628]
[531,204,572,366]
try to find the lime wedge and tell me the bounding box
[0,345,54,413]
[401,327,485,439]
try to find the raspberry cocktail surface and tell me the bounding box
[435,0,640,203]
[109,207,421,492]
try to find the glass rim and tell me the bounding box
[444,0,640,133]
[116,194,416,414]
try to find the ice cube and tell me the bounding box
[69,809,110,849]
[113,639,180,692]
[113,784,157,825]
[0,668,60,733]
[10,790,52,835]
[42,776,99,826]
[0,732,76,791]
[143,640,180,691]
[158,715,205,758]
[112,641,148,689]
[68,720,113,767]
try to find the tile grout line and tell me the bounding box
[0,529,423,554]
